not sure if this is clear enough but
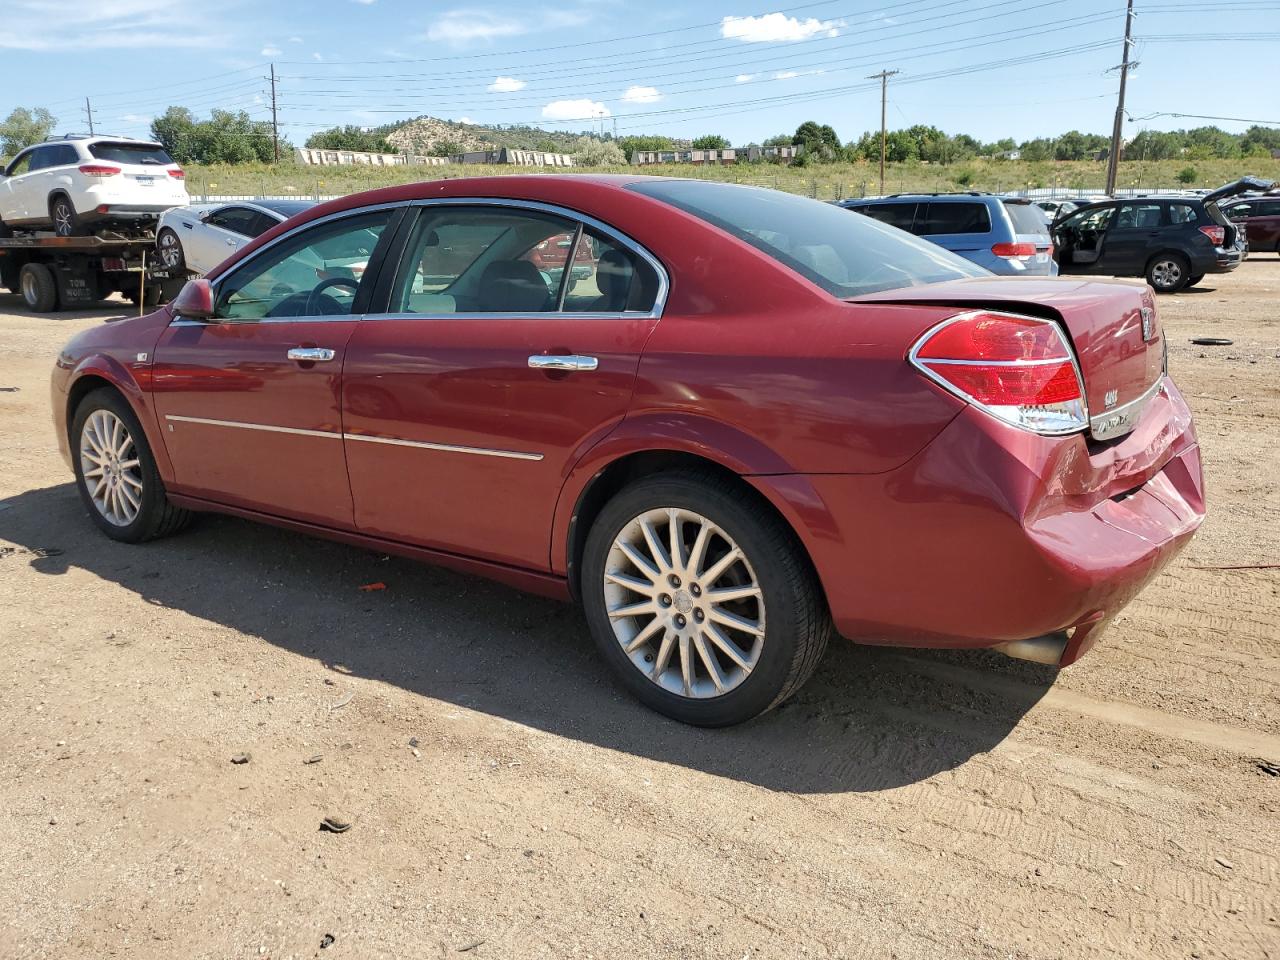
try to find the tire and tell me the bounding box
[156,227,186,273]
[581,470,830,726]
[49,194,83,237]
[1186,274,1204,288]
[124,283,163,308]
[19,262,59,312]
[1146,252,1189,293]
[71,388,192,544]
[0,218,11,239]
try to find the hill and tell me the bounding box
[381,116,602,156]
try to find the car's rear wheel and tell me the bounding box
[156,228,186,272]
[1146,253,1189,293]
[72,388,192,543]
[50,195,83,237]
[582,471,830,726]
[19,262,58,312]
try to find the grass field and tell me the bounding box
[184,156,1280,201]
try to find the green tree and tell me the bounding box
[792,121,841,160]
[1240,125,1280,156]
[691,134,731,150]
[431,139,462,157]
[1019,138,1053,162]
[617,135,673,161]
[762,133,792,147]
[1176,166,1198,184]
[150,107,283,164]
[571,138,626,166]
[150,107,199,163]
[1,106,56,158]
[1127,129,1183,161]
[304,125,393,153]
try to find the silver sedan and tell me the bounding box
[155,199,314,276]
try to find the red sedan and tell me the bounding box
[50,176,1205,726]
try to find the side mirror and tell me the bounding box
[171,278,214,320]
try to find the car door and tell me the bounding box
[1,147,46,223]
[151,206,401,527]
[1248,199,1280,250]
[341,201,665,571]
[1054,204,1115,272]
[193,206,262,274]
[1099,202,1165,274]
[0,149,37,222]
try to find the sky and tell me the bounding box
[1,0,1277,148]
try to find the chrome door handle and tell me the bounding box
[528,355,598,372]
[287,347,336,362]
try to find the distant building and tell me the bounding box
[295,146,573,167]
[630,144,801,166]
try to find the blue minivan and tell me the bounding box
[838,193,1056,276]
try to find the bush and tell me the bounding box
[571,139,626,166]
[1177,165,1198,184]
[952,168,975,187]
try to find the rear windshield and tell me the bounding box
[630,181,987,297]
[88,142,172,165]
[1002,201,1049,235]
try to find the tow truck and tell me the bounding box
[0,231,183,313]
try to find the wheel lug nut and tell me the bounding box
[690,584,701,597]
[669,574,681,587]
[694,610,705,622]
[660,594,672,606]
[675,614,687,627]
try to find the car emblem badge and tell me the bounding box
[1140,306,1154,341]
[1104,389,1119,409]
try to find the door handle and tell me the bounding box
[287,347,336,362]
[528,355,598,372]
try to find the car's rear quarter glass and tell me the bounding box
[1002,201,1050,235]
[88,142,174,165]
[631,181,987,296]
[919,202,992,235]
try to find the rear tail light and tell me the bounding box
[78,164,121,177]
[991,242,1037,258]
[910,310,1088,435]
[1198,225,1225,246]
[167,167,185,179]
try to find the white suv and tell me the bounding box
[0,134,189,237]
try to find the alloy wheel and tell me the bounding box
[158,231,181,269]
[79,409,143,526]
[52,200,74,237]
[20,270,37,305]
[1151,258,1182,290]
[603,507,765,700]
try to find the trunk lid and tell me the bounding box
[852,277,1164,440]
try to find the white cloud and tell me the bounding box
[312,52,323,61]
[261,44,282,56]
[721,13,843,43]
[459,117,475,124]
[773,70,799,80]
[488,76,526,93]
[429,9,526,43]
[351,0,376,5]
[735,73,755,83]
[621,85,661,104]
[541,99,611,121]
[0,0,227,50]
[119,113,152,124]
[288,35,303,43]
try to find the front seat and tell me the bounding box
[591,249,635,311]
[477,260,551,312]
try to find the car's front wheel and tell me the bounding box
[72,388,192,543]
[1146,253,1189,293]
[582,471,830,726]
[156,228,186,272]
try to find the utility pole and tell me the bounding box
[269,63,280,163]
[84,97,95,135]
[1104,0,1136,196]
[867,69,899,196]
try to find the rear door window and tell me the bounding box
[562,229,659,314]
[1113,204,1165,230]
[856,202,917,231]
[24,147,54,172]
[1168,204,1199,224]
[918,202,991,235]
[1002,201,1050,235]
[88,142,173,166]
[6,151,35,176]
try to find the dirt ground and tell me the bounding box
[1,261,1277,960]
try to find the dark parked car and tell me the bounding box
[1052,178,1274,291]
[839,192,1056,275]
[1221,194,1280,256]
[51,176,1203,726]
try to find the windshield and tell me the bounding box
[629,180,987,297]
[89,142,173,165]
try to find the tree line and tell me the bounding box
[2,104,1277,168]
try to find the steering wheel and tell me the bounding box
[305,276,360,316]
